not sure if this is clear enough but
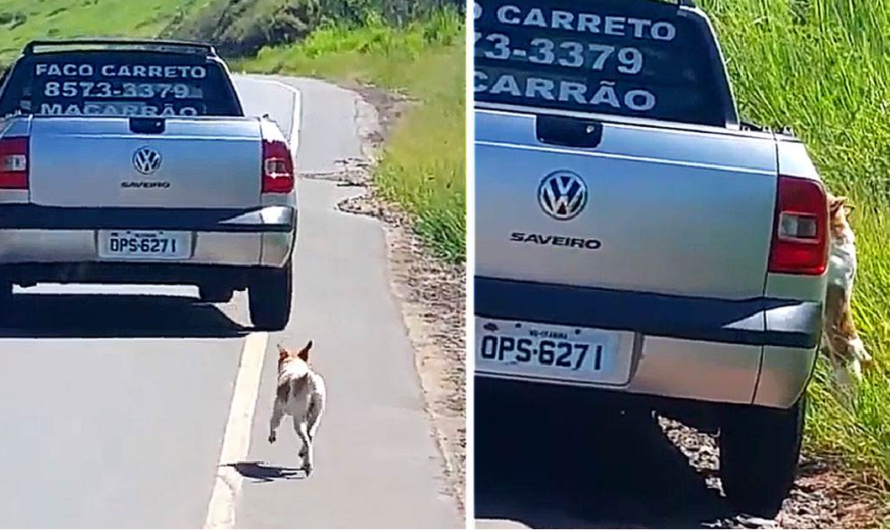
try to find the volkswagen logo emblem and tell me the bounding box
[133,147,162,175]
[538,170,588,221]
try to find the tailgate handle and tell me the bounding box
[129,118,165,135]
[536,115,603,148]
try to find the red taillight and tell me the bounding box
[262,139,294,194]
[0,137,28,190]
[768,175,829,275]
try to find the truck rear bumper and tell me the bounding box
[475,277,821,410]
[0,205,296,270]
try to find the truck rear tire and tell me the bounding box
[248,262,292,331]
[199,284,234,304]
[0,280,13,307]
[719,396,806,518]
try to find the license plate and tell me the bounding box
[475,318,632,385]
[98,230,192,260]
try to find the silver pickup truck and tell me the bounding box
[0,40,297,330]
[475,0,827,516]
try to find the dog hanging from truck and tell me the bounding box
[822,193,873,395]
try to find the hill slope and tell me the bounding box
[0,0,462,63]
[163,0,463,56]
[0,0,208,63]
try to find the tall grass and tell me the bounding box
[700,0,890,489]
[0,0,209,64]
[241,11,465,261]
[164,0,463,56]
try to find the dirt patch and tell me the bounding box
[342,80,414,148]
[660,418,887,529]
[318,81,466,513]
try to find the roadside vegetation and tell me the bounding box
[700,0,890,508]
[234,10,465,261]
[0,0,207,64]
[163,0,461,56]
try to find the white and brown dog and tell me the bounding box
[269,341,326,476]
[822,194,872,394]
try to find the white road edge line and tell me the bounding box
[204,331,269,529]
[235,74,303,156]
[268,77,303,156]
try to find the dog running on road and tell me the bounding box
[822,194,872,394]
[268,341,326,476]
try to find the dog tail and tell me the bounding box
[291,373,309,399]
[276,362,310,403]
[276,381,290,403]
[275,373,309,403]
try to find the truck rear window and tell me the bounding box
[474,0,728,126]
[0,50,242,118]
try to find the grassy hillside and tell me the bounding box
[699,0,890,492]
[0,0,209,63]
[0,0,462,61]
[238,11,465,261]
[163,0,462,56]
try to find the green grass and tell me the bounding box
[239,11,465,261]
[163,0,461,57]
[0,0,210,64]
[699,0,890,498]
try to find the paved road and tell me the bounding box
[0,76,460,528]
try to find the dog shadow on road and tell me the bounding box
[475,380,739,529]
[0,293,248,339]
[228,461,306,483]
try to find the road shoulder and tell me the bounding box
[338,83,467,513]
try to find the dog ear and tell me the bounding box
[277,344,289,362]
[297,340,313,361]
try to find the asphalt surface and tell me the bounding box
[0,76,460,528]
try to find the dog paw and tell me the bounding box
[851,363,863,383]
[268,433,277,444]
[850,338,873,365]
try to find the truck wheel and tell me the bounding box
[248,262,292,331]
[719,396,806,518]
[199,284,234,304]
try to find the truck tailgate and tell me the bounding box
[28,117,262,208]
[476,110,779,300]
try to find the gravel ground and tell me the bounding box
[660,418,886,529]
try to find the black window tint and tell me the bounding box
[0,50,242,118]
[474,0,728,126]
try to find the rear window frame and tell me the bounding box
[0,49,245,119]
[473,2,739,129]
